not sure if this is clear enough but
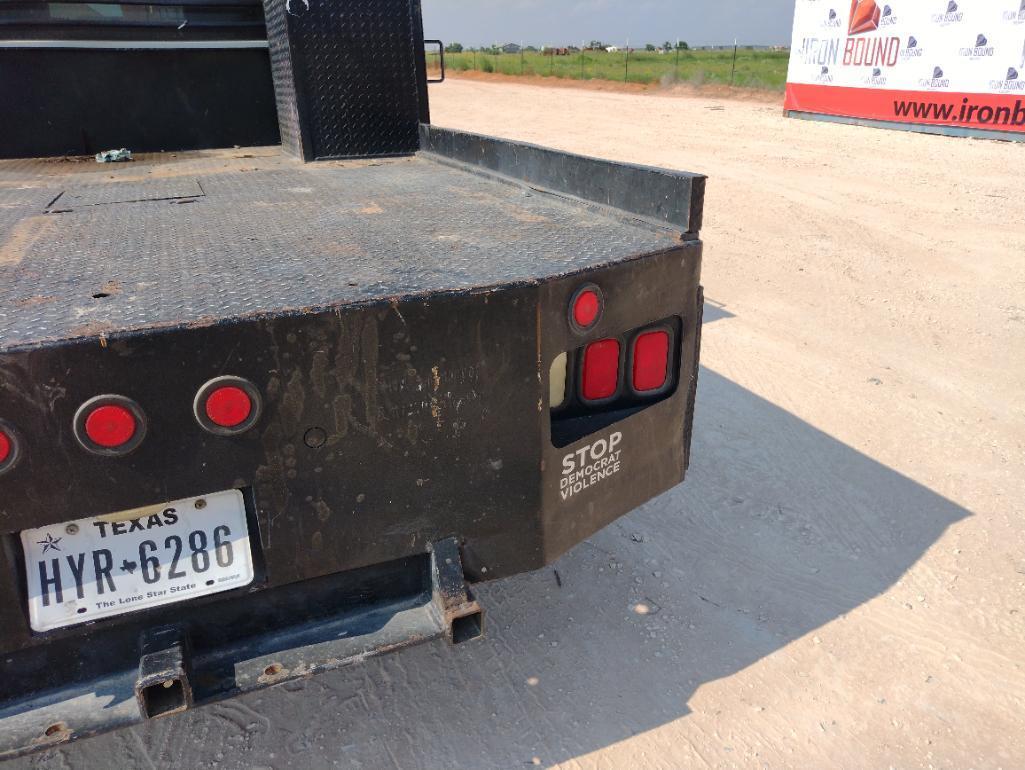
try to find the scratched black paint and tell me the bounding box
[0,240,700,657]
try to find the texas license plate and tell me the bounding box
[21,489,254,633]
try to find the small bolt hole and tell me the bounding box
[264,663,283,676]
[92,292,110,299]
[194,499,207,509]
[303,427,327,449]
[44,723,65,737]
[205,579,215,586]
[77,607,86,614]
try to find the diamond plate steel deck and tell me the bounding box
[0,146,681,352]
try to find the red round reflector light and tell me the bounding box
[205,386,253,428]
[573,290,600,328]
[194,376,262,436]
[84,404,138,448]
[0,420,20,474]
[569,284,604,332]
[74,396,147,456]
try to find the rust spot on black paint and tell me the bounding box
[359,316,380,434]
[312,499,332,522]
[281,369,306,426]
[310,349,329,399]
[332,393,352,440]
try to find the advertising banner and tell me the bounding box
[785,0,1025,134]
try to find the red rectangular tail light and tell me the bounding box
[581,339,620,401]
[631,330,670,392]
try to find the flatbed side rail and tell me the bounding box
[419,124,705,236]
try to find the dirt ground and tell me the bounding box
[17,80,1025,770]
[445,69,783,103]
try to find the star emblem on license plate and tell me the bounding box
[36,533,62,554]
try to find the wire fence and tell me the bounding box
[426,45,789,91]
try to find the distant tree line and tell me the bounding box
[443,40,691,54]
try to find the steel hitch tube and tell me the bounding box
[135,625,193,719]
[430,537,485,645]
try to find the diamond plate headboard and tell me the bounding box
[262,0,429,161]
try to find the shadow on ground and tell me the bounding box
[701,297,734,324]
[20,308,969,769]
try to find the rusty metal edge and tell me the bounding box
[0,540,483,761]
[419,124,706,236]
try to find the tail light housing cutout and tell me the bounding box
[74,395,147,456]
[194,376,262,436]
[550,317,682,448]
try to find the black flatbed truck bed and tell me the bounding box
[0,0,705,760]
[0,131,691,350]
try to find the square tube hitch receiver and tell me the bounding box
[135,626,193,719]
[430,538,485,645]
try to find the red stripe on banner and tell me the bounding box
[785,83,1025,134]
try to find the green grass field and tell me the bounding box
[433,48,789,91]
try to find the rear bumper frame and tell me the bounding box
[0,538,482,760]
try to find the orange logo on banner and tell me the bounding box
[849,0,881,34]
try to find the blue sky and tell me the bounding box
[421,0,797,48]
